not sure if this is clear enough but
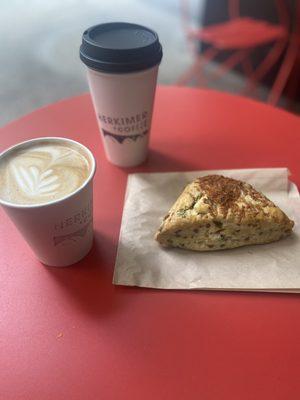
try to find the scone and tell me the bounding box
[155,175,294,251]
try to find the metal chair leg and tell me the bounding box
[243,39,287,96]
[241,53,254,77]
[268,36,299,106]
[177,47,218,86]
[208,50,249,82]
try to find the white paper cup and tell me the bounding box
[87,65,159,167]
[0,137,96,267]
[80,22,163,167]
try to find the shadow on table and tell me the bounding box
[44,230,123,318]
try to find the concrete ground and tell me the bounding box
[1,0,278,127]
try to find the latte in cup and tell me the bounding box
[0,141,91,205]
[0,137,96,266]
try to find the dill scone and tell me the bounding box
[155,175,294,251]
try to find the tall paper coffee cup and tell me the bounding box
[80,22,163,167]
[0,137,96,267]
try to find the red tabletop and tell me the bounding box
[1,86,300,400]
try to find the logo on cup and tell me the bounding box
[53,201,92,246]
[53,220,92,246]
[102,128,148,144]
[98,111,149,143]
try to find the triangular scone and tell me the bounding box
[155,175,294,251]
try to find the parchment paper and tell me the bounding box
[113,168,300,293]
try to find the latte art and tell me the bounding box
[0,142,91,205]
[11,166,60,197]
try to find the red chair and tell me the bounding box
[268,1,300,106]
[178,0,290,100]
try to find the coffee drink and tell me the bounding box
[0,140,91,205]
[0,137,96,266]
[80,22,162,167]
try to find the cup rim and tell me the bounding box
[0,137,96,209]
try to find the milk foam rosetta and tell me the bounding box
[0,142,91,205]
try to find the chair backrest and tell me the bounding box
[181,0,290,35]
[228,0,289,30]
[228,0,239,19]
[274,0,290,29]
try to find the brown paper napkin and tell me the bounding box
[113,168,300,293]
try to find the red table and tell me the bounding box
[1,86,300,400]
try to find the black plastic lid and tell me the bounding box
[80,22,163,73]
